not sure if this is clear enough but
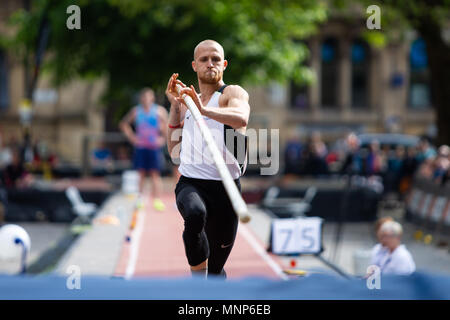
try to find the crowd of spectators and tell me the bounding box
[0,133,59,189]
[284,131,450,194]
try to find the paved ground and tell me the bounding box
[57,188,450,280]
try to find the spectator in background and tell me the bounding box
[380,144,391,173]
[363,140,382,176]
[2,147,33,189]
[32,140,58,179]
[303,131,329,175]
[416,136,436,164]
[0,134,12,170]
[284,132,303,176]
[441,146,450,186]
[417,156,435,179]
[0,199,4,225]
[370,216,394,256]
[340,132,362,175]
[415,137,437,180]
[399,146,418,195]
[385,145,405,193]
[432,145,450,185]
[310,131,327,158]
[33,140,57,166]
[374,216,394,240]
[370,220,415,276]
[91,141,114,174]
[120,87,168,211]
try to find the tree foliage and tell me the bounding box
[5,0,327,109]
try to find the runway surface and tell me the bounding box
[114,193,287,280]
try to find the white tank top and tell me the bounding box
[178,89,248,180]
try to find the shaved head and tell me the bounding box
[193,40,225,60]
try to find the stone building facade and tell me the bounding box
[0,0,105,165]
[247,18,435,151]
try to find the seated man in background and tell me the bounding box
[0,134,12,171]
[2,147,33,189]
[91,142,114,174]
[370,220,416,276]
[374,216,393,241]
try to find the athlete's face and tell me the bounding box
[192,44,227,84]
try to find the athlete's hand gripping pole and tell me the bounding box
[175,84,251,223]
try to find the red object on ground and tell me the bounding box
[115,192,285,279]
[290,259,296,268]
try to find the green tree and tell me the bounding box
[5,0,327,122]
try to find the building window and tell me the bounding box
[0,50,9,110]
[290,82,309,110]
[320,37,338,108]
[290,42,310,110]
[351,39,369,108]
[409,38,431,109]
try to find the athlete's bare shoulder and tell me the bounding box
[219,84,249,108]
[222,85,249,100]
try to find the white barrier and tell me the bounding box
[430,197,448,223]
[408,189,423,214]
[122,170,140,195]
[419,194,434,219]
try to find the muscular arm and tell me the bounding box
[202,85,250,131]
[167,100,186,159]
[158,106,169,140]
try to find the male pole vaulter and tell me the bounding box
[165,40,250,278]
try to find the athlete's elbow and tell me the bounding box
[237,117,248,128]
[167,144,174,156]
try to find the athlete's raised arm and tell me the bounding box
[166,73,188,159]
[177,84,250,131]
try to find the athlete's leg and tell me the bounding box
[149,170,163,199]
[205,180,241,277]
[138,170,146,194]
[133,148,148,194]
[205,209,238,277]
[175,179,210,275]
[149,170,165,211]
[146,149,165,210]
